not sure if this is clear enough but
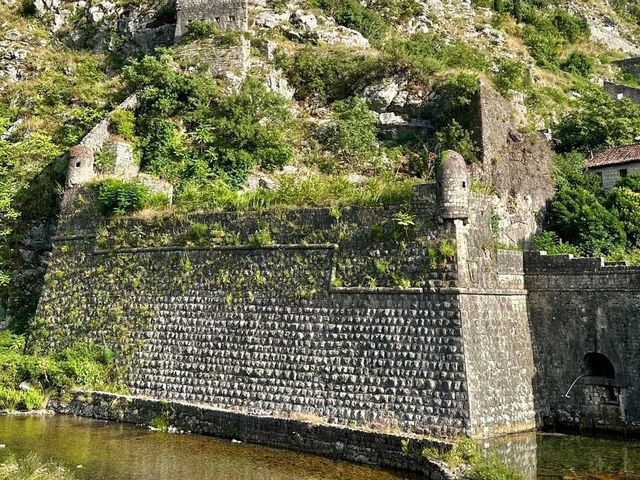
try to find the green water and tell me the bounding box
[487,431,640,480]
[2,416,640,480]
[0,416,418,480]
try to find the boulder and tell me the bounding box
[291,10,318,31]
[362,78,402,113]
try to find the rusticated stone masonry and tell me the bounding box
[32,153,541,449]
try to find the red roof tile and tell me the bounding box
[588,143,640,168]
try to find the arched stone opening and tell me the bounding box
[583,352,618,404]
[583,352,615,379]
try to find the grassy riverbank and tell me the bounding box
[0,332,122,412]
[0,454,75,480]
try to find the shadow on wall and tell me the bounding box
[2,157,66,334]
[525,252,636,434]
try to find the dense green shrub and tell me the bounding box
[524,27,561,67]
[555,86,640,154]
[109,109,136,140]
[550,9,590,43]
[532,231,580,255]
[284,46,381,101]
[433,73,480,124]
[552,152,601,193]
[607,186,640,247]
[126,53,295,187]
[494,59,530,94]
[124,51,220,120]
[435,121,479,163]
[137,118,188,181]
[547,187,626,255]
[311,0,389,44]
[95,179,150,215]
[325,97,379,161]
[205,76,295,185]
[183,20,242,45]
[561,51,594,77]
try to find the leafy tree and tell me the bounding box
[547,187,626,255]
[552,152,601,193]
[555,86,640,154]
[205,77,295,184]
[607,186,640,246]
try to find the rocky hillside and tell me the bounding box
[2,0,640,330]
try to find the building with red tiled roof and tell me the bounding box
[587,143,640,190]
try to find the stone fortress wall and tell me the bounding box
[525,252,640,433]
[604,80,640,106]
[34,93,546,442]
[32,93,640,468]
[29,19,640,472]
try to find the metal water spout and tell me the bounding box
[564,374,586,398]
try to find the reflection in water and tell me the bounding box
[482,432,537,480]
[0,416,419,480]
[4,416,640,480]
[486,431,640,480]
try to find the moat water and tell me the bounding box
[1,416,640,480]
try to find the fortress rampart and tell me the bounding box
[33,149,538,439]
[525,252,640,433]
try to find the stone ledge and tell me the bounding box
[56,390,457,480]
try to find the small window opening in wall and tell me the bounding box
[76,161,82,168]
[462,181,466,188]
[620,168,628,178]
[605,385,619,403]
[215,17,220,22]
[584,352,615,378]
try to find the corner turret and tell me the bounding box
[437,150,469,221]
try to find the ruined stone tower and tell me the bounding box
[175,0,249,38]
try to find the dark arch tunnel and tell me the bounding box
[583,352,616,378]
